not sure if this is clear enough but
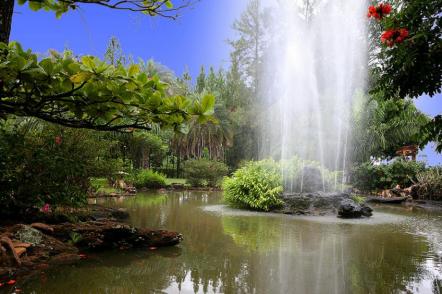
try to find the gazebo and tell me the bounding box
[395,145,418,161]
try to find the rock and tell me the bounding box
[14,225,43,245]
[49,253,80,265]
[50,221,183,250]
[171,183,185,190]
[31,223,54,234]
[277,192,351,215]
[13,247,26,257]
[337,199,372,218]
[12,242,31,248]
[338,199,363,218]
[287,166,328,193]
[366,196,410,204]
[110,208,130,220]
[0,237,21,265]
[361,205,373,217]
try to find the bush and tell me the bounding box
[223,159,283,211]
[184,159,229,187]
[130,169,167,189]
[414,167,442,201]
[0,119,121,212]
[351,159,425,192]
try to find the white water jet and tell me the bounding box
[260,0,368,191]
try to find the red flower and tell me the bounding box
[367,5,379,19]
[399,28,409,38]
[380,3,392,15]
[41,203,51,213]
[381,29,394,43]
[55,136,62,145]
[380,28,410,47]
[6,280,16,285]
[368,3,392,20]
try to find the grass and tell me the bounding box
[90,177,119,194]
[165,178,187,185]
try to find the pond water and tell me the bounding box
[21,191,442,294]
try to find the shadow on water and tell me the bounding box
[18,191,442,294]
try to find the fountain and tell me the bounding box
[260,0,369,216]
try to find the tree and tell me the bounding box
[104,36,126,66]
[368,0,442,152]
[1,0,194,43]
[371,0,442,99]
[352,95,430,163]
[229,0,268,94]
[0,42,215,131]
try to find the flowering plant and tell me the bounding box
[367,3,392,20]
[381,28,409,47]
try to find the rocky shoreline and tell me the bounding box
[272,192,373,218]
[0,205,182,287]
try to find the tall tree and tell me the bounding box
[104,36,126,66]
[229,0,268,94]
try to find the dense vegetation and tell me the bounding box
[223,160,283,211]
[351,159,425,192]
[0,0,441,215]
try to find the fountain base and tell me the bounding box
[273,192,373,218]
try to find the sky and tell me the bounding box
[10,0,442,165]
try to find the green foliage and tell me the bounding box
[371,0,441,99]
[351,96,430,162]
[184,159,229,187]
[223,160,283,211]
[130,169,167,189]
[351,159,425,192]
[68,232,83,245]
[351,195,366,205]
[0,42,215,132]
[0,118,121,211]
[414,167,442,201]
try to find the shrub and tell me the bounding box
[0,119,121,212]
[351,159,425,192]
[414,167,442,201]
[184,159,229,187]
[130,169,167,189]
[223,159,283,211]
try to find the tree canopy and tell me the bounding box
[0,42,215,131]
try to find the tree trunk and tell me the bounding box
[0,0,14,44]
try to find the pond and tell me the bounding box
[21,191,442,293]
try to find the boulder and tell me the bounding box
[277,192,351,215]
[287,166,327,193]
[337,199,373,218]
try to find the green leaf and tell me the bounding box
[201,94,215,115]
[70,72,92,84]
[29,1,42,11]
[128,64,140,76]
[165,0,173,8]
[81,56,95,69]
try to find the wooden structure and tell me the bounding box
[396,145,418,161]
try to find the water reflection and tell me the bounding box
[20,191,442,294]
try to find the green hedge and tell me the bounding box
[223,160,283,211]
[130,169,167,189]
[184,159,228,187]
[351,159,425,192]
